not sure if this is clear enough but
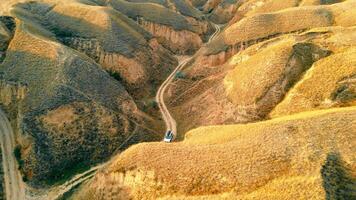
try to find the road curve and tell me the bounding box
[0,23,221,200]
[50,24,222,199]
[157,23,221,140]
[0,109,26,200]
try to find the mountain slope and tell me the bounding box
[71,1,356,199]
[165,0,356,133]
[0,0,354,198]
[73,107,356,200]
[0,16,161,186]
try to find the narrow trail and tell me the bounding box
[46,164,104,200]
[0,109,26,200]
[156,23,221,139]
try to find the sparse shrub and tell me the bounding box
[14,145,23,170]
[175,71,186,79]
[149,99,158,109]
[108,71,123,82]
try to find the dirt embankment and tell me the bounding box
[139,19,203,55]
[73,107,356,200]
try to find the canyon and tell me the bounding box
[0,0,355,200]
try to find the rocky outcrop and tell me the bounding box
[105,0,209,54]
[61,37,148,86]
[208,0,240,24]
[12,1,177,100]
[139,18,203,54]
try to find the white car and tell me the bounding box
[163,130,174,142]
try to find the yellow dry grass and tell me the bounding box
[158,175,324,200]
[223,40,295,106]
[243,0,300,17]
[75,106,356,200]
[50,2,112,30]
[223,0,356,46]
[42,104,78,128]
[270,47,356,117]
[9,19,59,60]
[0,0,79,15]
[334,7,356,27]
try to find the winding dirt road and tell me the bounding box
[0,23,221,200]
[0,109,26,200]
[156,23,221,140]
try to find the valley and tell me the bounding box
[0,0,355,200]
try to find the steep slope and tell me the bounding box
[201,0,356,67]
[0,15,159,187]
[0,0,355,198]
[73,107,356,200]
[165,0,356,133]
[126,0,203,21]
[270,47,356,117]
[81,0,210,54]
[224,41,331,119]
[0,16,15,63]
[106,0,207,54]
[11,1,177,100]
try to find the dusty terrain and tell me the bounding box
[75,107,356,200]
[73,0,355,199]
[0,0,208,188]
[0,0,355,199]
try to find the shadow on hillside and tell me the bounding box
[321,152,356,200]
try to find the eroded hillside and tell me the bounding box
[75,107,356,200]
[0,0,213,188]
[73,0,356,199]
[0,0,355,199]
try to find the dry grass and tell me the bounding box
[271,47,356,117]
[224,40,295,105]
[223,39,331,118]
[75,106,356,200]
[241,0,300,17]
[224,7,332,45]
[223,0,356,46]
[42,104,78,128]
[107,0,196,32]
[158,175,325,200]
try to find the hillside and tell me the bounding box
[0,15,160,186]
[0,0,354,199]
[107,0,210,54]
[166,0,356,133]
[74,107,356,200]
[72,0,356,199]
[11,1,177,100]
[0,0,185,187]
